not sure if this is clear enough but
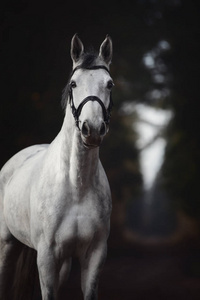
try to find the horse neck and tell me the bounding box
[57,106,100,187]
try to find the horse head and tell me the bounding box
[68,34,114,149]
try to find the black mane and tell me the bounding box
[61,51,98,110]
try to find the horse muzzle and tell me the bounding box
[81,120,107,149]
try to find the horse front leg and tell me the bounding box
[80,241,107,300]
[37,245,59,300]
[37,244,72,300]
[0,235,23,300]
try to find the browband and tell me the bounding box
[71,65,110,77]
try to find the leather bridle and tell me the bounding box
[68,65,113,130]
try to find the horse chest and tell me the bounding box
[54,198,106,253]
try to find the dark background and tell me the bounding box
[1,0,200,299]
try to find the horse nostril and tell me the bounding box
[100,122,106,136]
[81,121,90,137]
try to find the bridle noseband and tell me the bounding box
[68,65,113,130]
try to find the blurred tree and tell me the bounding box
[161,0,200,220]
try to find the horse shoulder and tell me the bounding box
[0,144,48,188]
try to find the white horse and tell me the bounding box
[0,34,113,300]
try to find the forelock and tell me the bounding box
[80,51,98,69]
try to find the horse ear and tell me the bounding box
[71,34,84,63]
[99,35,112,65]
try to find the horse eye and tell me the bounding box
[107,80,114,90]
[70,81,77,88]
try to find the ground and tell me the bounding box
[14,229,200,299]
[64,244,200,300]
